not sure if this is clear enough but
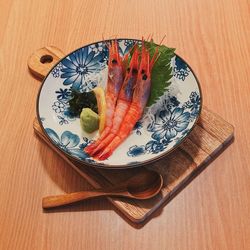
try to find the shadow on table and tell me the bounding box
[38,141,113,213]
[43,197,112,213]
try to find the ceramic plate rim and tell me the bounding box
[36,38,203,169]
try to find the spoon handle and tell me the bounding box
[42,189,126,209]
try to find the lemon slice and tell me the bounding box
[93,87,106,133]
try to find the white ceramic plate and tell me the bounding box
[37,39,202,169]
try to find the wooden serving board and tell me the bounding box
[29,46,234,225]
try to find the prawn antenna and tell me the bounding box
[159,34,166,46]
[102,34,110,49]
[146,34,151,42]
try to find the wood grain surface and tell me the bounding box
[0,0,249,249]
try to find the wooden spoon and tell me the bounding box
[42,170,163,209]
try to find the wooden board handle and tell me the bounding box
[27,46,65,79]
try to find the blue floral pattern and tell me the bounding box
[52,101,65,113]
[55,88,71,100]
[90,42,109,63]
[57,115,69,125]
[45,128,93,161]
[133,121,143,135]
[119,39,137,55]
[127,91,200,157]
[80,78,97,92]
[51,86,77,125]
[150,108,190,141]
[60,47,105,90]
[183,92,201,121]
[174,56,190,81]
[51,63,63,78]
[127,145,146,157]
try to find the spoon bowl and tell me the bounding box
[42,169,163,209]
[126,170,163,199]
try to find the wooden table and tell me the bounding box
[0,0,249,249]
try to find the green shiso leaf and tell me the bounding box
[145,41,175,107]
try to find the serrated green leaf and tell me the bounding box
[145,41,175,107]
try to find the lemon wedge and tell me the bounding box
[93,87,106,133]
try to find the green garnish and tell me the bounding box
[68,90,98,116]
[80,108,99,133]
[145,41,175,107]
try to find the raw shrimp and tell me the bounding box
[85,46,139,155]
[84,40,124,154]
[95,43,159,160]
[103,40,124,130]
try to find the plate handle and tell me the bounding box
[28,46,65,80]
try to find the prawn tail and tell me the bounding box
[91,133,116,157]
[96,107,141,160]
[84,144,95,154]
[95,136,122,161]
[84,126,111,154]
